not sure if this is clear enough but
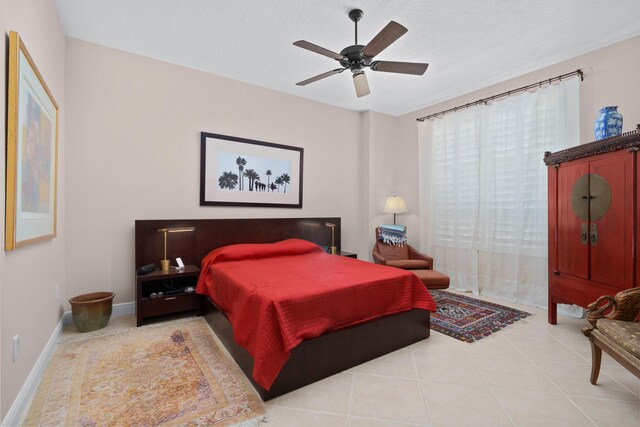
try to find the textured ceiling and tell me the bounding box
[54,0,640,116]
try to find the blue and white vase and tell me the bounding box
[594,106,623,140]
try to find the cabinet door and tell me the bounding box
[557,161,590,279]
[589,150,634,289]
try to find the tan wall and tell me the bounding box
[397,35,640,247]
[0,0,67,419]
[363,111,421,256]
[64,38,367,304]
[2,5,639,417]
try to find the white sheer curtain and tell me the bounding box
[418,78,579,308]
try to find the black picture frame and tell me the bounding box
[200,132,303,208]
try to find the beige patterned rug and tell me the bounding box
[24,318,265,426]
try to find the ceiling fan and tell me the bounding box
[293,9,428,98]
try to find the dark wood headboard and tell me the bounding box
[134,217,341,269]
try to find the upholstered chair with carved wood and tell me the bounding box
[582,287,640,384]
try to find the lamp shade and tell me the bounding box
[353,72,370,98]
[383,196,408,214]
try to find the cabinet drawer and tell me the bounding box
[139,293,199,318]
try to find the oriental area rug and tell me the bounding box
[430,290,532,343]
[24,318,265,426]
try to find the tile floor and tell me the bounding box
[60,291,640,427]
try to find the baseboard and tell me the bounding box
[2,300,135,426]
[111,301,135,318]
[1,315,64,426]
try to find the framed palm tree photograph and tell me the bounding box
[200,132,303,208]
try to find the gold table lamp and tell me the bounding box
[325,222,337,254]
[157,227,195,271]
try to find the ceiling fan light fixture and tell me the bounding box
[353,72,370,98]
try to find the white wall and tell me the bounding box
[64,38,366,304]
[398,35,640,249]
[0,0,67,419]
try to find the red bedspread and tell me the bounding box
[196,239,435,390]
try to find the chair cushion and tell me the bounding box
[411,269,450,290]
[386,260,431,269]
[375,242,409,260]
[597,319,640,358]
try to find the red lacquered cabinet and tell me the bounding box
[545,125,640,324]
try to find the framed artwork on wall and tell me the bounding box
[200,132,303,208]
[5,31,59,251]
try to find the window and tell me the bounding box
[418,78,579,305]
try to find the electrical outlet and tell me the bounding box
[12,335,19,362]
[55,286,59,301]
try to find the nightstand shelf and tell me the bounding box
[136,265,201,326]
[337,251,357,259]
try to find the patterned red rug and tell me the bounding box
[430,290,531,343]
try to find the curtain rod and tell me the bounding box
[416,69,583,122]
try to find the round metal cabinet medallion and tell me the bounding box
[570,173,611,221]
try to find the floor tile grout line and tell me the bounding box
[564,395,613,427]
[346,371,355,427]
[268,396,281,408]
[466,341,517,427]
[410,346,468,357]
[598,367,640,398]
[269,404,350,418]
[507,343,591,367]
[508,330,640,401]
[349,414,425,426]
[545,327,605,366]
[562,392,640,403]
[275,400,429,426]
[351,371,431,425]
[505,334,600,426]
[411,349,432,426]
[527,355,640,401]
[269,380,638,427]
[505,333,580,391]
[350,370,424,382]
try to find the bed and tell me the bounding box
[134,218,434,400]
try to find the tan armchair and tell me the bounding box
[582,287,640,384]
[372,227,449,290]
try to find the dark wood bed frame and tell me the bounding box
[134,217,431,400]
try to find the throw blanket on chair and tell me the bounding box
[379,225,407,246]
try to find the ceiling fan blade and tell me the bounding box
[296,68,345,86]
[353,72,370,97]
[293,40,345,60]
[362,21,408,58]
[370,61,429,75]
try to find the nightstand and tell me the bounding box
[136,265,201,326]
[337,251,357,259]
